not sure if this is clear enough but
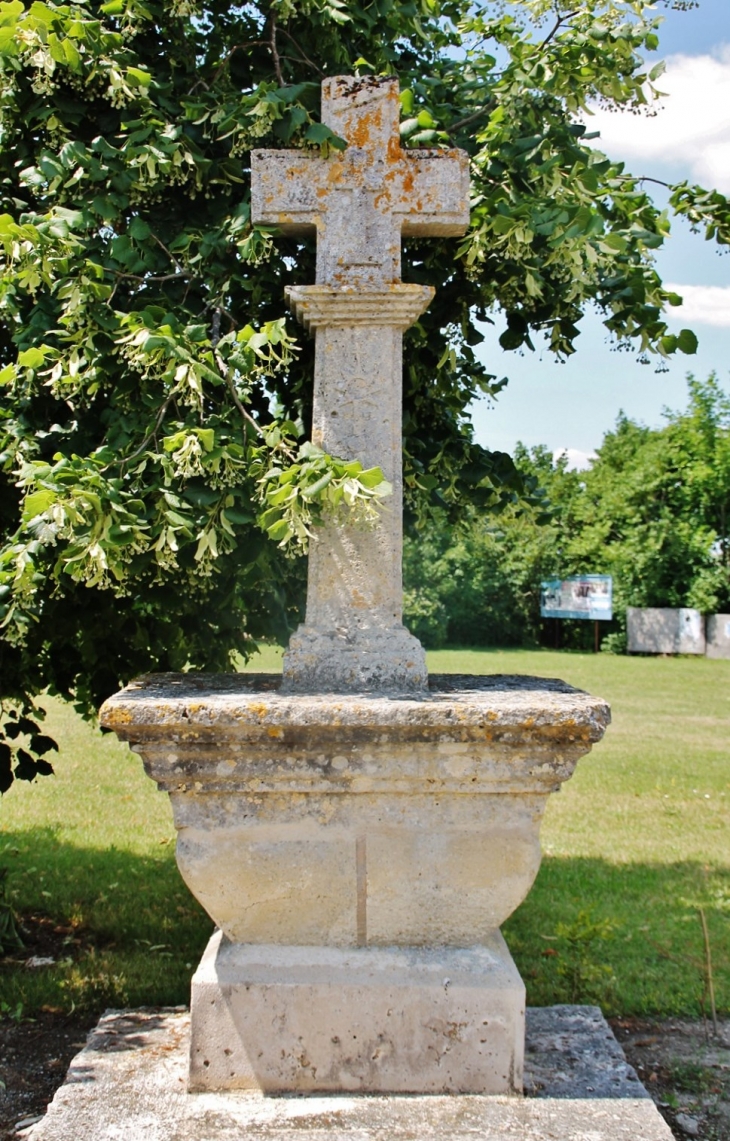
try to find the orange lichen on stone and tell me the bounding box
[350,107,380,148]
[387,136,402,163]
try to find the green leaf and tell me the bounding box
[223,509,253,525]
[127,66,152,88]
[22,489,56,519]
[677,329,698,355]
[17,347,47,369]
[266,518,292,541]
[301,471,333,499]
[357,466,387,489]
[0,1,24,27]
[598,233,627,253]
[196,428,215,451]
[304,122,346,150]
[129,216,151,240]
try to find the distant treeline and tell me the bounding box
[404,375,730,652]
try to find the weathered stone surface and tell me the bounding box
[251,76,470,693]
[100,674,610,948]
[28,1007,674,1141]
[189,931,524,1093]
[282,285,433,693]
[100,671,609,745]
[283,314,427,694]
[250,76,470,289]
[524,1006,648,1099]
[285,285,434,330]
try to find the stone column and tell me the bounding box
[282,286,432,692]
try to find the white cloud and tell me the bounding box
[665,283,730,327]
[586,47,730,191]
[553,448,596,471]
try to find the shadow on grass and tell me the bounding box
[1,829,728,1019]
[0,826,213,1016]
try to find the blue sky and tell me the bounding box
[472,0,730,464]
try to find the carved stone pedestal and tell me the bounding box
[100,672,609,1095]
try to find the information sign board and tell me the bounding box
[540,575,613,621]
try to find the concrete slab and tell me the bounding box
[706,613,730,659]
[28,1006,673,1141]
[627,606,705,654]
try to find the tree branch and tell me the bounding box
[150,232,186,275]
[449,102,495,133]
[120,394,175,468]
[204,40,269,90]
[112,270,192,284]
[223,369,264,438]
[541,9,580,48]
[210,308,222,348]
[277,26,323,76]
[637,176,671,188]
[269,10,284,86]
[613,174,672,189]
[111,233,200,288]
[203,296,238,330]
[220,364,296,461]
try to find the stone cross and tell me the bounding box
[251,76,469,692]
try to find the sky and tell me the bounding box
[471,0,730,467]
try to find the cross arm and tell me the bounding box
[250,150,327,236]
[397,149,471,237]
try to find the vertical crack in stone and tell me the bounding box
[356,833,368,946]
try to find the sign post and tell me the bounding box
[540,575,613,651]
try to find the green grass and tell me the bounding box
[1,646,728,1019]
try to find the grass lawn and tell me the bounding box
[0,646,728,1020]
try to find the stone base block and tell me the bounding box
[189,930,524,1094]
[281,622,428,693]
[27,1006,675,1141]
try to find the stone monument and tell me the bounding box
[101,75,609,1098]
[251,74,469,693]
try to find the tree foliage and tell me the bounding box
[0,0,728,790]
[404,376,730,650]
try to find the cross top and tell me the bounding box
[251,76,469,289]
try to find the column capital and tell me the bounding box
[285,284,434,333]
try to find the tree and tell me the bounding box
[404,444,580,648]
[561,374,730,626]
[405,375,730,650]
[1,0,728,791]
